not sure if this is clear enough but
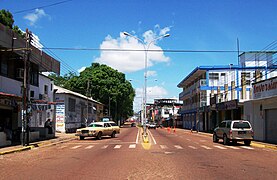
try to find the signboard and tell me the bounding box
[56,103,65,132]
[253,77,277,99]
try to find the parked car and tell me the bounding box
[75,121,120,140]
[213,120,254,146]
[148,123,156,129]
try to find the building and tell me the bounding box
[54,85,104,133]
[0,23,60,146]
[244,76,277,144]
[177,51,277,132]
[150,98,182,127]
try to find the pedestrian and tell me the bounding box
[44,119,53,134]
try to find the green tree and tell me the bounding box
[50,63,135,121]
[0,9,14,28]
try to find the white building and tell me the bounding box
[54,85,104,133]
[0,23,60,146]
[244,76,277,143]
[177,51,277,132]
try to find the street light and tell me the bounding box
[124,32,170,138]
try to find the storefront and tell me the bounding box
[244,76,277,143]
[0,92,21,146]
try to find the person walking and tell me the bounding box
[44,119,53,134]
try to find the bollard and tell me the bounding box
[173,126,176,133]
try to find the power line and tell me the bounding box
[13,0,73,14]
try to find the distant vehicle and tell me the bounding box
[213,120,254,146]
[148,123,156,129]
[75,121,120,140]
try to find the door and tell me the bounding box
[265,109,277,143]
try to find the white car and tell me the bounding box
[76,121,120,140]
[213,120,254,145]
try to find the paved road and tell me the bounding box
[0,127,276,179]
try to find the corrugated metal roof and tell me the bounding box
[54,85,103,105]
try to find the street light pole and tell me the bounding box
[123,32,169,138]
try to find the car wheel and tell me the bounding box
[111,131,116,138]
[223,134,229,145]
[213,133,219,143]
[80,136,84,140]
[97,132,102,140]
[244,140,251,146]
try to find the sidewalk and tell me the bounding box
[0,132,76,155]
[184,128,277,150]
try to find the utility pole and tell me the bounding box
[86,80,90,126]
[22,29,31,146]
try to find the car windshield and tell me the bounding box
[233,122,251,129]
[88,123,103,127]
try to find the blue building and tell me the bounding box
[177,51,277,132]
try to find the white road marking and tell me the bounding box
[129,144,136,149]
[114,145,122,149]
[226,146,240,150]
[188,146,197,149]
[201,145,212,150]
[58,146,67,149]
[148,130,157,145]
[85,145,94,149]
[136,128,139,144]
[241,146,254,150]
[160,145,168,149]
[186,139,191,141]
[101,145,109,149]
[71,145,81,149]
[174,145,183,149]
[214,145,227,149]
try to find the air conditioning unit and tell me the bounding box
[39,94,48,100]
[16,68,24,79]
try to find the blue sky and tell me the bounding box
[1,0,277,111]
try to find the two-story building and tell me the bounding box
[0,23,60,146]
[177,51,277,132]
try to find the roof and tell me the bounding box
[0,92,22,100]
[54,85,103,105]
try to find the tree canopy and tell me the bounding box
[0,9,25,38]
[50,63,135,121]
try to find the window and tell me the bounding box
[241,72,250,78]
[209,73,219,80]
[1,59,8,76]
[226,121,231,128]
[221,73,226,76]
[44,85,48,95]
[233,122,251,129]
[219,122,226,128]
[30,91,35,98]
[88,103,92,113]
[68,98,76,112]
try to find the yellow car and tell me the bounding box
[76,121,120,140]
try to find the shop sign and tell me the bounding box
[253,77,277,99]
[216,100,237,111]
[56,104,65,132]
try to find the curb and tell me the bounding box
[0,146,33,155]
[0,136,75,156]
[187,129,277,150]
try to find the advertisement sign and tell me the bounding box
[56,103,65,132]
[253,77,277,99]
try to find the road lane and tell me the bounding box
[0,127,276,179]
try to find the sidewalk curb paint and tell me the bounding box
[0,146,33,155]
[0,137,75,156]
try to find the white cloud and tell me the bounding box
[94,26,171,73]
[78,67,86,73]
[133,85,168,112]
[147,70,157,77]
[24,9,48,26]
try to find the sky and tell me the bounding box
[1,0,277,112]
